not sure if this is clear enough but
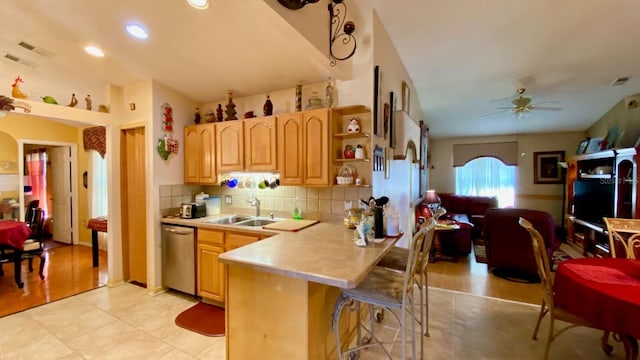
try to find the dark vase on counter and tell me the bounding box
[263,95,273,116]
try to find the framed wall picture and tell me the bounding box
[373,65,383,137]
[389,91,396,148]
[576,138,589,154]
[419,120,428,197]
[534,151,565,184]
[401,81,410,113]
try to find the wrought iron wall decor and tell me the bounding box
[277,0,356,66]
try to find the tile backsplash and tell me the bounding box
[159,184,372,218]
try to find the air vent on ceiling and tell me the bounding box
[18,41,55,58]
[4,53,38,68]
[610,76,631,86]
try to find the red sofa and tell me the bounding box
[438,193,498,255]
[483,208,560,281]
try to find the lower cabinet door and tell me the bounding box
[197,242,225,302]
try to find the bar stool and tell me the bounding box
[376,217,437,359]
[332,221,436,359]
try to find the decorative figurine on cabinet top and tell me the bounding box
[225,90,237,120]
[11,76,27,99]
[347,117,361,133]
[194,107,201,124]
[216,104,223,122]
[85,95,92,110]
[68,93,78,107]
[263,95,273,116]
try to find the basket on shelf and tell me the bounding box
[336,176,354,185]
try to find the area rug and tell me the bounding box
[550,248,573,271]
[175,302,225,337]
[472,238,487,264]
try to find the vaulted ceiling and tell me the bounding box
[2,0,639,139]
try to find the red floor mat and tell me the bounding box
[175,302,225,337]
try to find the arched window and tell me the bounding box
[455,157,515,207]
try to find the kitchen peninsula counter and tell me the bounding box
[219,222,402,360]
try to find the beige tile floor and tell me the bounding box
[0,283,628,360]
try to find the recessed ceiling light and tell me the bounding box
[84,45,104,57]
[126,24,148,39]
[187,0,209,10]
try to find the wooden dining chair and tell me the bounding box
[604,217,640,259]
[600,217,640,355]
[21,208,46,279]
[519,217,600,360]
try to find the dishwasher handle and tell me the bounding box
[163,227,194,236]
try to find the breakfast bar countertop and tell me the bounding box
[219,222,401,289]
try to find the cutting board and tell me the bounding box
[262,219,319,232]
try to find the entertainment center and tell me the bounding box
[565,147,638,257]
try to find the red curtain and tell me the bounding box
[26,151,47,216]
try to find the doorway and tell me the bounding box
[19,141,78,245]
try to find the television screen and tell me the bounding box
[573,180,614,225]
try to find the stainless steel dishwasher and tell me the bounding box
[161,225,196,295]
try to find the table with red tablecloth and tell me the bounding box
[554,257,640,358]
[0,221,32,288]
[87,217,107,267]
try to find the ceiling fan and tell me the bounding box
[482,88,562,118]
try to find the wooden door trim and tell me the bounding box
[17,139,79,245]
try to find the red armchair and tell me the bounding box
[483,208,560,281]
[438,193,498,255]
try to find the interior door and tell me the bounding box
[120,127,147,284]
[50,146,72,244]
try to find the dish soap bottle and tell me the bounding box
[292,197,303,220]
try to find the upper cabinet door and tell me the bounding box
[277,113,304,185]
[216,121,244,171]
[303,109,330,186]
[245,116,277,171]
[184,125,200,184]
[198,124,216,184]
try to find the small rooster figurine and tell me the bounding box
[11,76,27,99]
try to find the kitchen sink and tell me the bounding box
[204,215,253,225]
[233,219,279,227]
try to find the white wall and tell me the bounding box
[429,131,584,224]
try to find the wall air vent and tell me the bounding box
[18,41,55,58]
[4,53,38,68]
[610,77,630,86]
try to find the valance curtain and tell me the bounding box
[453,142,518,167]
[83,126,106,158]
[26,151,48,215]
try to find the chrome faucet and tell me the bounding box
[249,197,260,217]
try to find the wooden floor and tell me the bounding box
[0,242,108,317]
[428,248,543,305]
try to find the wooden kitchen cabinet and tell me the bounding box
[303,109,330,186]
[196,227,266,303]
[197,229,225,302]
[216,121,244,171]
[245,116,277,171]
[277,112,304,185]
[277,109,330,186]
[184,124,216,184]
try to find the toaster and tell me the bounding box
[180,202,207,219]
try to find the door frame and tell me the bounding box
[18,139,79,245]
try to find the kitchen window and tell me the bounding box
[455,156,515,207]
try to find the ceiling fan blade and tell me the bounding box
[531,106,562,111]
[479,109,510,117]
[495,107,514,110]
[530,100,560,106]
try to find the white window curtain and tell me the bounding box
[455,157,516,207]
[89,151,108,217]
